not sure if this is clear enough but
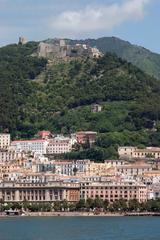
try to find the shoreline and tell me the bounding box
[1,211,160,218]
[26,212,124,217]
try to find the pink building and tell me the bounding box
[80,181,147,203]
[76,131,97,144]
[37,131,52,139]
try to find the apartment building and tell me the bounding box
[80,181,147,203]
[0,150,25,163]
[118,146,137,158]
[105,160,127,167]
[147,184,160,200]
[76,131,97,144]
[53,160,90,176]
[0,181,80,203]
[11,140,49,155]
[116,164,152,177]
[86,162,114,176]
[0,133,10,149]
[47,136,72,154]
[118,146,160,159]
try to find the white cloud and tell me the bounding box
[50,0,151,36]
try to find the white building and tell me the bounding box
[0,133,10,149]
[118,146,137,158]
[11,140,48,155]
[105,160,127,167]
[148,184,160,200]
[54,160,90,176]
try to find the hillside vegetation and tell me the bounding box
[66,37,160,79]
[1,42,160,160]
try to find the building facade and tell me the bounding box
[76,131,97,144]
[118,146,160,159]
[116,164,152,177]
[80,181,147,203]
[0,181,80,203]
[11,140,48,155]
[0,150,25,163]
[91,104,102,113]
[0,134,10,149]
[47,137,72,154]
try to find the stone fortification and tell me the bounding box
[38,39,102,59]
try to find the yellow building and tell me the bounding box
[86,162,114,176]
[118,146,160,159]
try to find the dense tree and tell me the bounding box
[1,43,160,159]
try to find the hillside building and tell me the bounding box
[76,131,97,145]
[38,39,102,59]
[47,136,72,154]
[116,163,152,177]
[11,139,48,155]
[36,130,52,139]
[91,104,102,113]
[118,146,160,159]
[18,36,27,45]
[0,133,10,149]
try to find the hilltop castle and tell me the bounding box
[38,39,102,59]
[18,36,28,45]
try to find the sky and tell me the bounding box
[0,0,159,53]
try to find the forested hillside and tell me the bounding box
[0,42,47,134]
[65,37,160,79]
[1,42,160,160]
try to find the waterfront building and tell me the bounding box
[148,184,160,200]
[80,181,147,203]
[0,181,80,203]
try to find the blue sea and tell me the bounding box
[0,216,159,240]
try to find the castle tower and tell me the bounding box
[19,36,27,45]
[59,39,66,47]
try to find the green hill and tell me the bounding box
[1,42,160,160]
[66,37,160,79]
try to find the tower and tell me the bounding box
[19,36,27,45]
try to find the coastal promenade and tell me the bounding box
[1,211,160,217]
